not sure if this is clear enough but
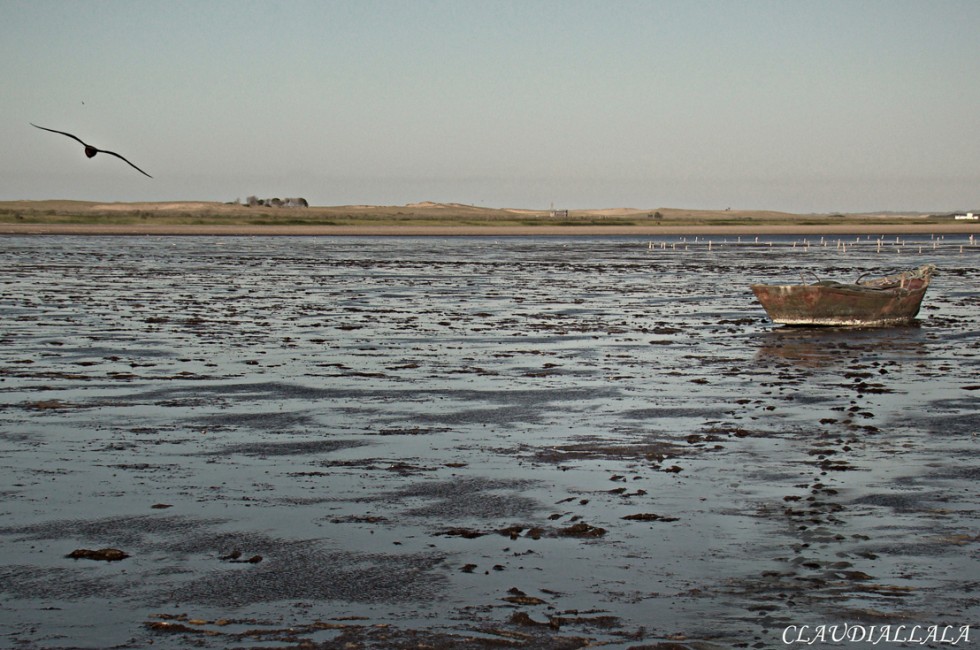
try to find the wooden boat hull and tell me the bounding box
[751,266,934,327]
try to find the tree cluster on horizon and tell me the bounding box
[241,196,308,208]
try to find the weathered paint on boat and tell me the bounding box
[751,265,935,327]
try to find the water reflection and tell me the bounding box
[754,325,929,368]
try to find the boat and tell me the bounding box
[750,265,936,327]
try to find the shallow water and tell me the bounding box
[0,234,977,649]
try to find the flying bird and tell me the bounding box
[30,123,152,178]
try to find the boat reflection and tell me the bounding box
[753,325,928,368]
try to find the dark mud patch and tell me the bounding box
[140,614,648,650]
[163,546,448,607]
[529,439,683,466]
[314,458,442,475]
[0,514,231,549]
[124,381,358,405]
[373,426,452,436]
[436,521,608,540]
[204,438,369,457]
[0,513,448,608]
[411,405,548,427]
[618,406,729,420]
[850,491,949,513]
[0,565,139,600]
[406,492,541,520]
[932,464,980,481]
[365,477,543,520]
[860,539,976,557]
[922,413,980,437]
[2,515,315,565]
[190,410,320,431]
[433,387,621,408]
[108,462,183,472]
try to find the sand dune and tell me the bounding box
[1,199,975,236]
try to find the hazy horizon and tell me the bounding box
[2,1,979,213]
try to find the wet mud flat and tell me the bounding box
[0,234,977,649]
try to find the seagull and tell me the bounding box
[30,123,152,178]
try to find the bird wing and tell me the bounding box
[30,123,90,147]
[32,122,153,178]
[96,148,153,178]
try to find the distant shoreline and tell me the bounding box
[2,200,976,236]
[0,223,977,236]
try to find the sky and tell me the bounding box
[2,0,978,213]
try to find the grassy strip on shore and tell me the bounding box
[1,200,976,235]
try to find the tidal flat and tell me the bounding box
[0,234,977,649]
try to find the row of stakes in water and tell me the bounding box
[648,233,976,253]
